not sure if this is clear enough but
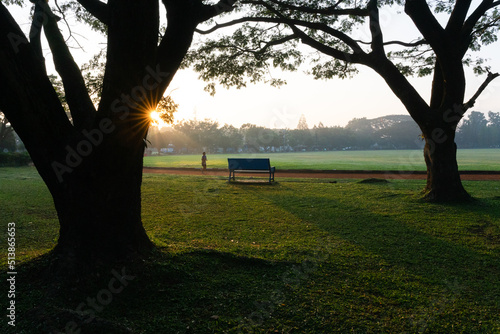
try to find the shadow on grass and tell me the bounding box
[5,249,299,334]
[260,187,500,306]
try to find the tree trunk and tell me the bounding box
[421,124,471,202]
[366,54,471,202]
[53,182,153,268]
[46,115,154,269]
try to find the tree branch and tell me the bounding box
[471,15,500,36]
[196,2,368,35]
[405,0,449,58]
[463,71,500,111]
[259,0,366,57]
[249,34,299,55]
[462,0,498,52]
[354,38,427,47]
[40,0,96,128]
[368,0,384,56]
[154,0,201,105]
[54,0,85,49]
[463,0,497,34]
[245,0,369,16]
[29,1,47,73]
[196,16,365,54]
[262,33,297,50]
[217,34,298,57]
[76,0,109,24]
[445,0,473,35]
[196,0,238,22]
[384,39,428,47]
[195,17,260,34]
[292,25,362,63]
[0,3,74,182]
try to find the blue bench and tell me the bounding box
[227,158,275,183]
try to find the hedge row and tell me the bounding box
[0,152,32,167]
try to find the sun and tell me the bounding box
[149,110,168,129]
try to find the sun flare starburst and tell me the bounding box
[149,110,168,129]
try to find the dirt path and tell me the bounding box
[143,167,500,181]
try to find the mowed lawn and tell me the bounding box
[1,167,499,333]
[143,148,500,171]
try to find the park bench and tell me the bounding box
[227,158,275,183]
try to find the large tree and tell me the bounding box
[187,0,500,201]
[0,0,235,268]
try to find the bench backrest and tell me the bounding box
[228,158,271,170]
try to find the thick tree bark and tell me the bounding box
[48,114,153,267]
[421,123,471,201]
[0,2,155,267]
[365,53,472,202]
[419,60,471,201]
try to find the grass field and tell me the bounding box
[1,167,499,333]
[143,149,500,171]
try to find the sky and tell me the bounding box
[6,2,500,129]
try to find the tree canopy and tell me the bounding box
[188,0,499,103]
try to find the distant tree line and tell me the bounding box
[0,111,24,153]
[456,111,500,148]
[2,111,498,155]
[146,112,500,154]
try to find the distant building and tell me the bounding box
[145,148,159,156]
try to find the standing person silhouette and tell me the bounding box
[201,152,207,173]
